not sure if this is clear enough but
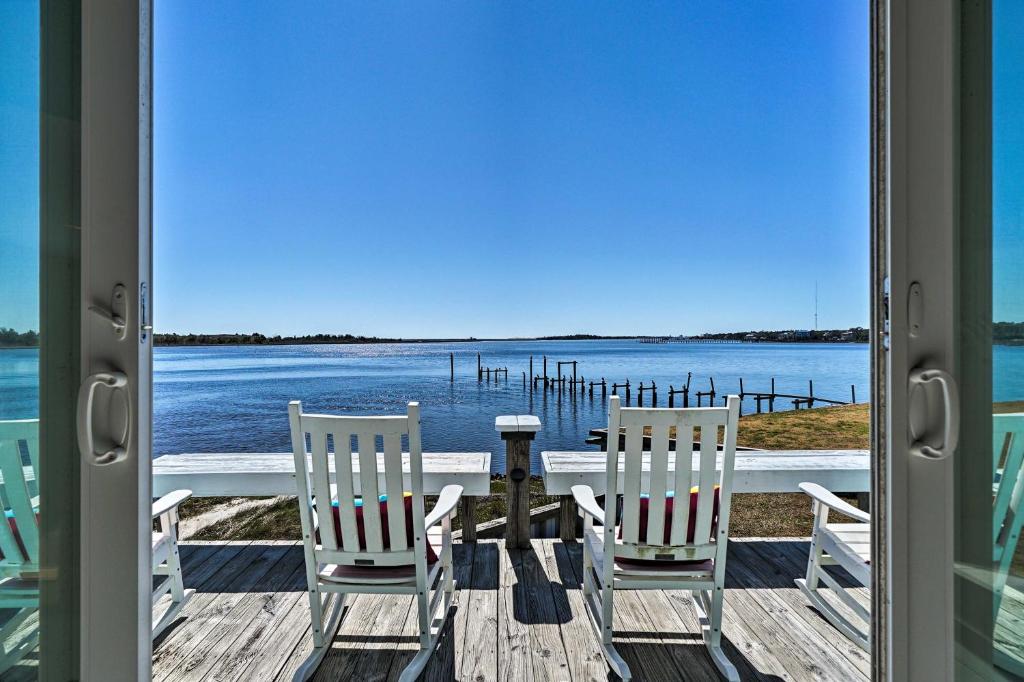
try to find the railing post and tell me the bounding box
[460,496,477,543]
[495,415,541,549]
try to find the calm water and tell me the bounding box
[3,340,1023,473]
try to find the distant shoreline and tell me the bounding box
[148,331,872,348]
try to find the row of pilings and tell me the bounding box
[456,352,857,414]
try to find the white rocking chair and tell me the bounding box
[796,413,1024,657]
[151,488,195,638]
[572,394,742,682]
[0,419,193,655]
[794,482,871,651]
[288,400,462,682]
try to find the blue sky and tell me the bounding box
[995,0,1024,323]
[152,1,871,338]
[0,1,39,333]
[3,2,876,338]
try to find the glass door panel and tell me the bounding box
[0,1,80,678]
[955,0,1024,677]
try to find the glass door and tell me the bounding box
[954,0,1024,677]
[1,1,81,678]
[0,2,153,678]
[886,0,1024,678]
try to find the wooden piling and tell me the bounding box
[450,353,454,381]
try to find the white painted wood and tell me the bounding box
[357,431,384,553]
[150,489,194,639]
[574,395,742,681]
[671,423,695,546]
[80,1,153,677]
[383,433,407,552]
[795,480,872,652]
[288,401,461,681]
[153,451,490,497]
[494,415,542,433]
[494,416,519,433]
[541,449,870,495]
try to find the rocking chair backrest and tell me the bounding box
[605,395,740,561]
[993,414,1024,578]
[0,419,39,572]
[289,401,425,568]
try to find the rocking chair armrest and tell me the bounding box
[425,484,464,530]
[571,485,605,525]
[799,482,870,523]
[152,489,193,519]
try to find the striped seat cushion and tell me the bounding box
[616,486,719,567]
[328,493,438,563]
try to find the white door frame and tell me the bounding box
[80,1,153,678]
[885,0,959,679]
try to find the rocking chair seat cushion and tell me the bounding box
[325,493,438,563]
[615,486,719,567]
[321,527,443,584]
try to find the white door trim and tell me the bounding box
[886,0,959,679]
[80,0,153,678]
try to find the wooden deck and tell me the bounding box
[153,538,871,681]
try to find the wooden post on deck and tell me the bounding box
[559,497,577,543]
[495,415,542,549]
[460,496,477,543]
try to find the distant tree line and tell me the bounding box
[996,322,1024,345]
[686,327,870,343]
[536,333,634,341]
[153,332,404,346]
[0,328,39,348]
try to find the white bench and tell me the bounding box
[153,452,491,541]
[543,449,870,541]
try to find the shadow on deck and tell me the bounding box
[152,538,869,681]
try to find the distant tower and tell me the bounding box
[814,281,819,331]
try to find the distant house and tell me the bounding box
[794,330,812,339]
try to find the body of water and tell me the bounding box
[3,340,1022,473]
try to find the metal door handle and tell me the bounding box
[77,371,130,465]
[908,368,959,460]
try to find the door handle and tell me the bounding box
[77,371,130,465]
[908,368,960,460]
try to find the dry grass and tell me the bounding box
[729,404,868,536]
[736,402,869,450]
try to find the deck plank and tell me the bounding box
[311,593,391,679]
[497,541,534,681]
[520,540,572,680]
[460,540,499,682]
[159,544,306,682]
[737,539,871,677]
[232,587,312,682]
[727,541,868,681]
[154,539,875,682]
[544,540,607,681]
[153,542,283,680]
[423,542,475,682]
[201,545,308,681]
